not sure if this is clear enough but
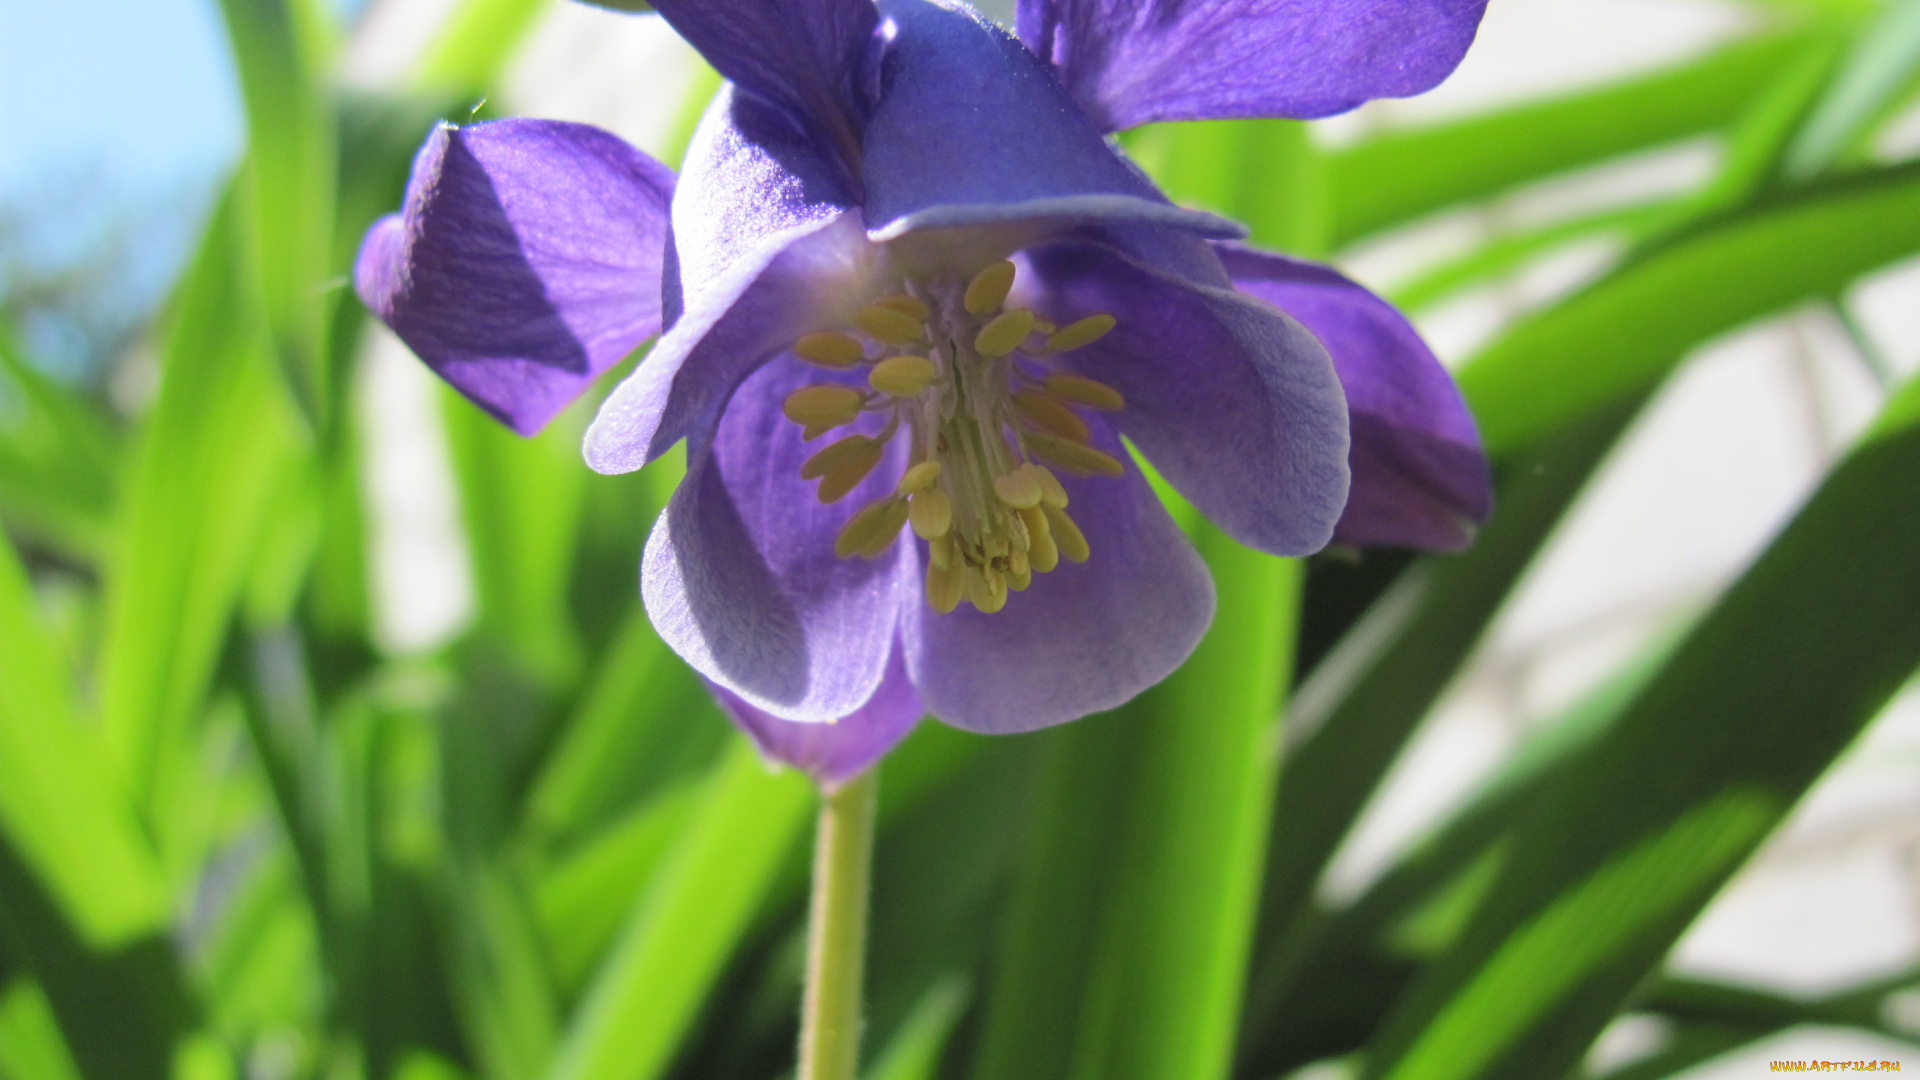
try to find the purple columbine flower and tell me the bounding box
[355,0,1492,786]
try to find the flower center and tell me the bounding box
[779,259,1125,615]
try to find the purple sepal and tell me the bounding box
[648,0,879,162]
[903,424,1213,734]
[1218,245,1491,551]
[713,642,923,787]
[1016,0,1488,132]
[585,86,881,473]
[1026,239,1350,557]
[641,358,915,723]
[863,0,1241,252]
[353,119,675,436]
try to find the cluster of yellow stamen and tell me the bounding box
[780,259,1126,614]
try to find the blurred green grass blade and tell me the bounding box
[1125,119,1328,253]
[441,393,589,685]
[0,517,171,946]
[1326,30,1816,246]
[1067,543,1299,1080]
[0,326,120,560]
[1785,0,1920,178]
[97,193,300,814]
[862,975,968,1080]
[1239,396,1646,1069]
[1460,161,1920,457]
[532,781,699,995]
[0,831,194,1080]
[0,981,83,1080]
[1360,373,1920,1080]
[218,0,337,422]
[416,0,554,94]
[525,590,721,844]
[544,738,812,1080]
[1389,203,1677,313]
[446,866,560,1080]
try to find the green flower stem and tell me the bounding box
[798,768,879,1080]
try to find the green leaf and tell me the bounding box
[1784,0,1920,179]
[96,193,301,823]
[1460,162,1920,456]
[1238,397,1647,1075]
[416,0,556,94]
[0,981,83,1080]
[863,976,968,1080]
[1326,31,1819,245]
[0,509,170,946]
[218,0,338,422]
[0,327,120,560]
[543,739,813,1080]
[1360,370,1920,1080]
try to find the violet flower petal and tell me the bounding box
[354,119,674,436]
[862,0,1242,254]
[903,423,1213,734]
[642,357,915,723]
[1016,0,1488,131]
[713,642,923,786]
[1219,244,1491,551]
[586,86,883,473]
[647,0,878,161]
[1026,239,1350,557]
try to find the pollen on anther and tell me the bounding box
[909,490,952,539]
[1012,390,1091,443]
[1026,432,1125,478]
[874,294,931,321]
[794,331,865,368]
[897,461,942,496]
[1044,373,1124,411]
[856,304,925,344]
[783,385,865,428]
[835,498,908,558]
[964,260,1016,315]
[1045,314,1116,353]
[976,309,1035,358]
[801,434,880,480]
[993,469,1042,509]
[870,355,937,397]
[1043,504,1090,563]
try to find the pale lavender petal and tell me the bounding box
[1219,244,1491,551]
[713,643,923,786]
[1017,0,1488,131]
[641,357,915,723]
[648,0,878,163]
[862,0,1240,257]
[585,86,884,473]
[902,423,1213,733]
[354,119,674,436]
[1025,239,1350,556]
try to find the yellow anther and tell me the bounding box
[909,489,952,539]
[801,434,881,481]
[1007,563,1032,592]
[993,468,1043,509]
[966,568,1008,614]
[1043,504,1090,563]
[1031,317,1057,336]
[975,309,1035,358]
[964,260,1016,315]
[794,331,865,369]
[855,304,925,344]
[1028,525,1060,573]
[926,558,965,614]
[1012,389,1091,443]
[834,498,908,558]
[1044,373,1124,411]
[1025,432,1126,478]
[928,534,954,571]
[802,422,834,442]
[1045,314,1116,353]
[1025,463,1069,508]
[869,355,938,397]
[897,460,942,495]
[783,384,865,428]
[874,294,931,321]
[818,447,886,504]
